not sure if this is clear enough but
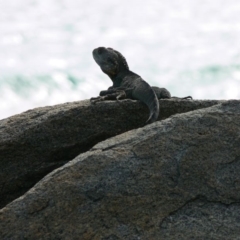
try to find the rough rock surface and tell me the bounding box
[1,100,240,239]
[0,99,222,208]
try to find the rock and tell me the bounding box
[0,99,222,209]
[0,100,239,239]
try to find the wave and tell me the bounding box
[1,64,240,120]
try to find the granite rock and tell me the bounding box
[1,100,239,239]
[0,99,222,208]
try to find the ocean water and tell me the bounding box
[1,0,240,119]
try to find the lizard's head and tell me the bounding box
[92,47,129,78]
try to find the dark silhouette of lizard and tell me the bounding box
[91,47,192,124]
[91,47,160,124]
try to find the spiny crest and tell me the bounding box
[115,50,129,70]
[112,49,129,70]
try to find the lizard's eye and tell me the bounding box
[98,47,105,54]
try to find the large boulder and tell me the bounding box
[0,100,239,239]
[0,99,222,208]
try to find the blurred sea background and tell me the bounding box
[1,0,240,120]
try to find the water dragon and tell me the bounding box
[91,47,192,124]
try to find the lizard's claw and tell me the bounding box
[90,96,104,104]
[116,91,126,102]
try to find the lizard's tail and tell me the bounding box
[133,81,160,124]
[145,93,159,124]
[171,96,193,100]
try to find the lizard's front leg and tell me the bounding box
[91,89,129,104]
[100,87,128,96]
[91,87,134,104]
[90,92,121,104]
[116,91,127,101]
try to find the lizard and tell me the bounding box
[91,47,160,124]
[91,47,192,124]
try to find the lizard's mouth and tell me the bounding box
[92,49,100,64]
